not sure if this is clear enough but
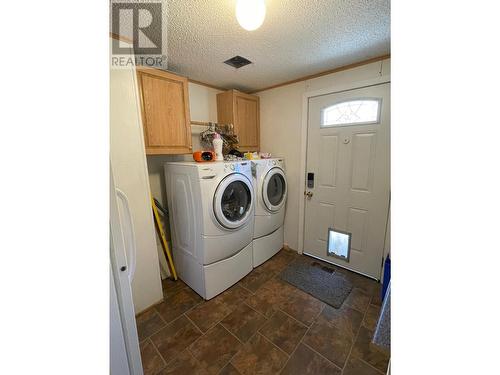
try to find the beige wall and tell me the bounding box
[257,59,391,251]
[146,82,222,277]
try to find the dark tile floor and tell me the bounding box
[136,248,389,375]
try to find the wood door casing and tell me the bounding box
[136,67,192,154]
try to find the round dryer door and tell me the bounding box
[214,173,254,229]
[262,167,287,212]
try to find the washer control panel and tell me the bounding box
[223,161,250,174]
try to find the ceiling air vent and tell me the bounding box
[224,55,252,69]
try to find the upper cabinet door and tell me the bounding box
[217,90,260,152]
[234,94,259,150]
[136,67,192,155]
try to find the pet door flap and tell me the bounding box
[327,228,351,262]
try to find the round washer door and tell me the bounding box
[262,167,287,212]
[213,173,254,229]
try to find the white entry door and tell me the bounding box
[303,83,390,279]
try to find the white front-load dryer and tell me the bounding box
[164,160,255,299]
[251,158,287,267]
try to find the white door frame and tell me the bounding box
[297,76,391,254]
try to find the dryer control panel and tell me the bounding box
[267,158,284,169]
[251,158,286,175]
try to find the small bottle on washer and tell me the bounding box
[213,133,224,161]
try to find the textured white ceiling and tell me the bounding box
[166,0,390,92]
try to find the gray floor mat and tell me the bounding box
[279,259,353,308]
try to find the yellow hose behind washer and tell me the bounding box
[151,194,178,280]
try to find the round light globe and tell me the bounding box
[236,0,266,31]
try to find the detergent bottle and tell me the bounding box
[213,133,224,161]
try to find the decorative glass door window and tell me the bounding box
[327,228,351,261]
[321,98,381,127]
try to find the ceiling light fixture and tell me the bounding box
[236,0,266,31]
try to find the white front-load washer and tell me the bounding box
[251,158,287,267]
[164,160,255,299]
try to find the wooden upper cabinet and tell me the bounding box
[136,67,192,154]
[217,90,260,151]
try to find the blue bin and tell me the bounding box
[381,255,391,300]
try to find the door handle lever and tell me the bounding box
[304,191,313,198]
